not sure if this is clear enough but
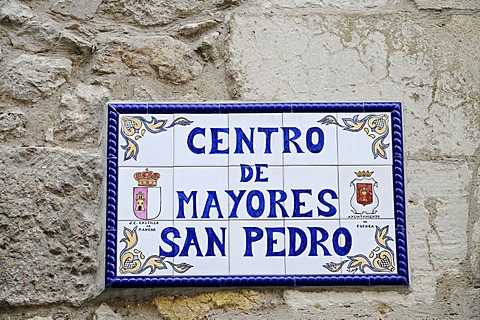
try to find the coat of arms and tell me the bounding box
[350,171,379,214]
[133,169,162,220]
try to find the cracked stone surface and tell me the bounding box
[225,13,480,159]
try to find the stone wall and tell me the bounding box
[0,0,479,319]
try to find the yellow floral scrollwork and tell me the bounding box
[120,116,193,161]
[318,114,389,159]
[323,225,395,274]
[119,227,193,275]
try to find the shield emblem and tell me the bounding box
[350,171,379,214]
[133,186,162,220]
[356,183,373,206]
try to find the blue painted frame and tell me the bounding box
[106,102,408,288]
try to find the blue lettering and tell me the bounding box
[177,191,197,219]
[306,127,324,153]
[255,164,269,182]
[159,227,180,257]
[246,190,265,218]
[267,189,288,218]
[187,127,205,154]
[257,127,278,154]
[210,128,229,154]
[202,191,223,218]
[288,227,307,256]
[308,227,331,256]
[317,189,338,217]
[180,227,203,256]
[244,227,263,256]
[266,227,285,256]
[205,227,226,256]
[240,164,254,182]
[282,127,304,153]
[235,127,254,154]
[292,189,313,217]
[333,227,352,256]
[226,190,246,218]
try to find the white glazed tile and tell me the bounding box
[228,165,284,219]
[228,113,283,166]
[283,166,340,220]
[173,220,229,276]
[117,167,173,221]
[229,220,286,275]
[117,220,174,277]
[337,113,392,165]
[174,114,229,167]
[282,113,338,165]
[339,219,397,275]
[338,166,394,220]
[118,114,174,167]
[173,167,229,220]
[284,219,340,275]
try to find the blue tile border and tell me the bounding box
[105,102,409,288]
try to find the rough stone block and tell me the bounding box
[0,147,102,305]
[94,36,202,84]
[0,109,26,139]
[3,8,96,56]
[0,54,72,102]
[0,0,33,24]
[56,83,110,144]
[98,0,202,26]
[10,20,60,53]
[153,290,282,320]
[51,0,102,20]
[93,303,123,320]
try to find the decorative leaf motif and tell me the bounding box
[375,225,392,249]
[323,225,395,274]
[166,261,194,273]
[372,136,389,159]
[144,117,167,133]
[119,227,194,275]
[167,116,194,128]
[323,260,348,272]
[347,254,372,273]
[318,114,390,160]
[143,256,167,274]
[121,227,138,251]
[121,137,139,161]
[343,116,366,131]
[318,115,342,127]
[120,116,192,161]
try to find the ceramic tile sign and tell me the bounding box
[105,102,409,288]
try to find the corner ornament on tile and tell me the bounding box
[323,225,395,273]
[119,227,193,275]
[120,116,193,161]
[318,114,390,159]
